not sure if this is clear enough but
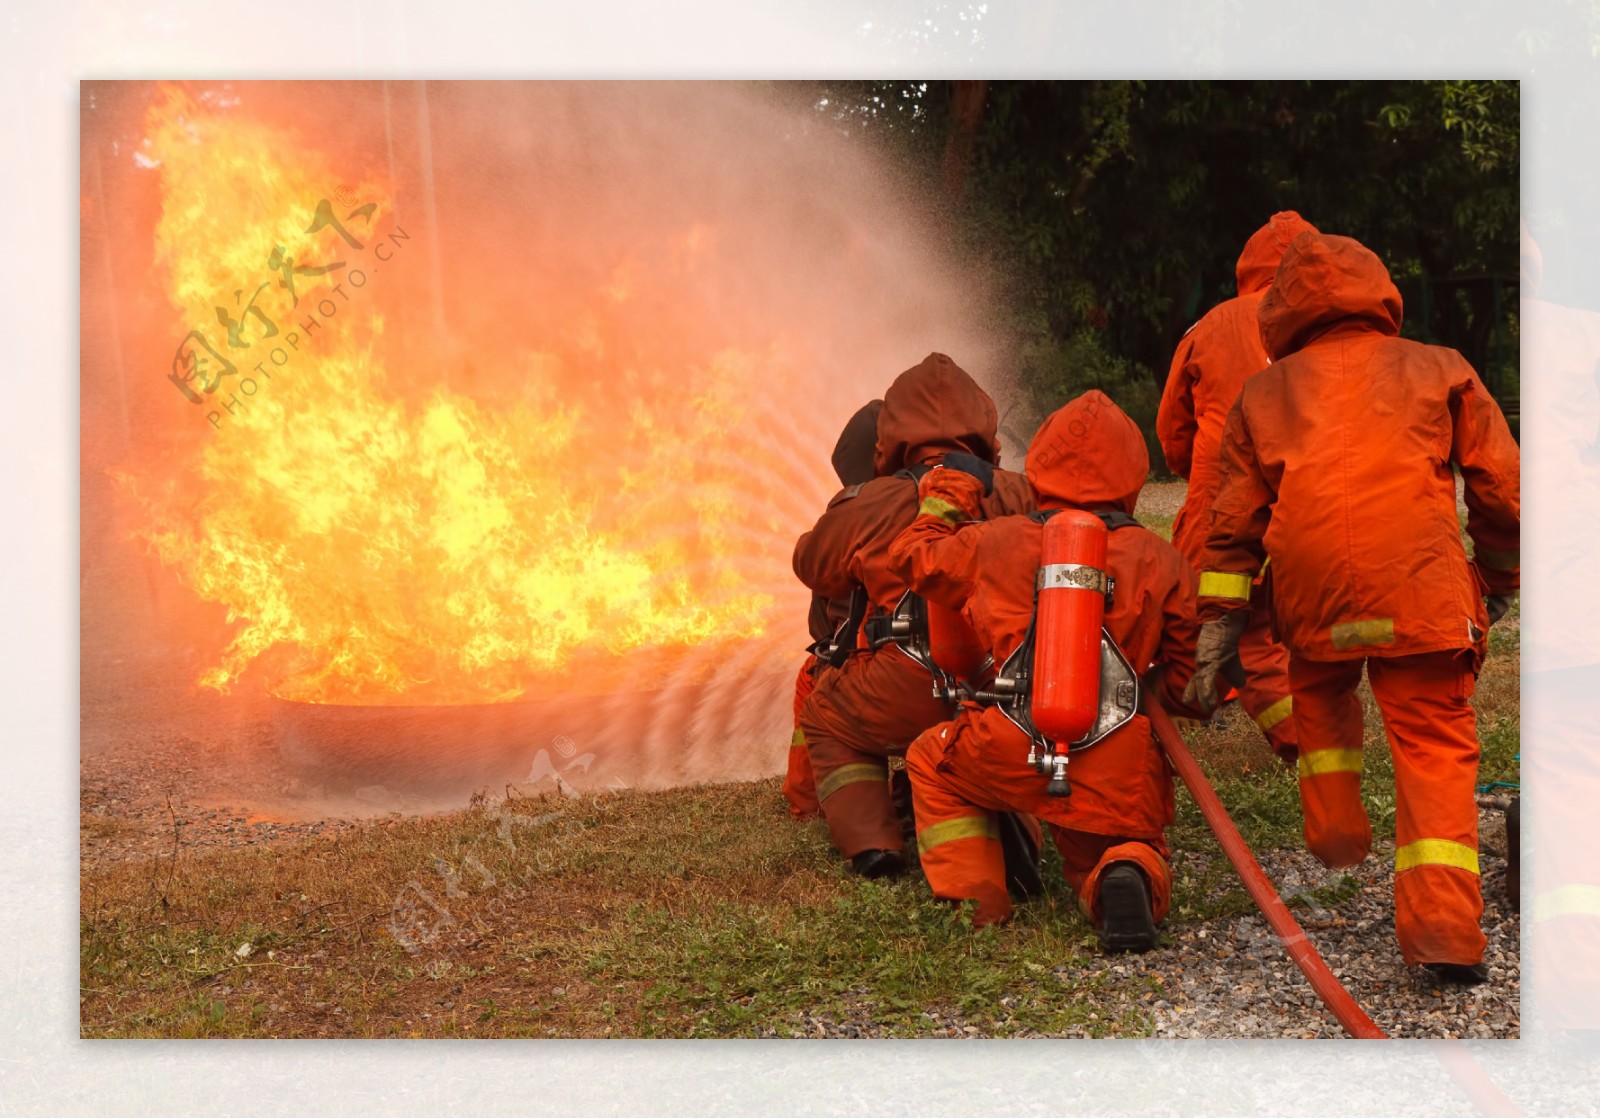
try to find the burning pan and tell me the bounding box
[270,669,790,797]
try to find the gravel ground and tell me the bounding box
[1136,479,1188,520]
[80,731,367,868]
[1143,819,1518,1039]
[751,807,1518,1040]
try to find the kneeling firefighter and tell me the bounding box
[793,354,1035,877]
[888,390,1206,946]
[784,398,884,820]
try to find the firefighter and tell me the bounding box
[784,399,884,820]
[1187,232,1520,985]
[889,391,1204,944]
[793,353,1034,877]
[1157,211,1318,764]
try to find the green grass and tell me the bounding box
[583,880,1149,1038]
[82,782,1153,1037]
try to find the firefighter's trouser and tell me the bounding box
[783,656,822,820]
[798,646,949,857]
[1289,649,1486,966]
[904,710,1172,927]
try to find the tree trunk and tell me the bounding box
[942,81,989,199]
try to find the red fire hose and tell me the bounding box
[1146,699,1525,1117]
[1145,697,1387,1038]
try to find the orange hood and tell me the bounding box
[875,353,1000,474]
[1258,233,1403,361]
[1025,390,1149,515]
[1235,210,1319,295]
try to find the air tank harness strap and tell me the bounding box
[819,584,870,668]
[1031,507,1141,532]
[860,463,936,652]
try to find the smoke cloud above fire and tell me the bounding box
[82,80,1016,787]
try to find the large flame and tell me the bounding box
[113,84,790,705]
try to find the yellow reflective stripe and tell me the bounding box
[1533,884,1600,922]
[1198,571,1253,600]
[1297,748,1363,779]
[816,762,887,802]
[916,814,1000,855]
[790,727,806,748]
[1395,838,1480,875]
[1475,547,1519,571]
[917,495,966,526]
[1331,618,1395,650]
[1253,695,1293,732]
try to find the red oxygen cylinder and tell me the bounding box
[1029,510,1108,745]
[927,601,987,684]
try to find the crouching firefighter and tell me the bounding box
[793,354,1035,877]
[889,391,1206,947]
[785,398,885,820]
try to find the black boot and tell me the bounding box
[1424,961,1490,987]
[1098,863,1158,953]
[998,813,1045,900]
[850,849,905,879]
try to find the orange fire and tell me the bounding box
[112,84,798,706]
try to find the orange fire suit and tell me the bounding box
[784,399,884,820]
[889,390,1203,926]
[794,354,1034,859]
[1197,233,1521,968]
[1158,212,1318,762]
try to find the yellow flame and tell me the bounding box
[116,84,779,705]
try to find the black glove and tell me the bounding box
[1486,594,1514,627]
[940,452,995,495]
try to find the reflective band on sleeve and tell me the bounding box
[1331,618,1395,649]
[815,762,888,802]
[916,814,1000,855]
[1297,748,1364,779]
[791,727,806,748]
[1253,695,1293,732]
[1533,883,1600,922]
[918,496,966,526]
[1476,547,1519,571]
[1395,838,1480,875]
[1198,571,1253,600]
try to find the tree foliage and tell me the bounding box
[800,80,1520,457]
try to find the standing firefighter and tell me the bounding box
[1188,232,1520,985]
[793,354,1034,877]
[784,399,884,820]
[889,391,1204,944]
[1157,211,1318,764]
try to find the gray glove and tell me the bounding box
[1486,594,1514,627]
[1182,610,1250,714]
